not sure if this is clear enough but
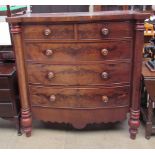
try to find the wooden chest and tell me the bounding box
[6,11,149,139]
[0,63,21,135]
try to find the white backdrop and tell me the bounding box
[0,17,11,45]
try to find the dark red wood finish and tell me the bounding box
[0,63,21,135]
[6,11,149,139]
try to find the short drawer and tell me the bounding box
[27,62,131,86]
[0,102,15,117]
[29,85,130,108]
[78,21,133,39]
[0,90,12,102]
[0,77,10,89]
[23,24,74,40]
[25,40,132,62]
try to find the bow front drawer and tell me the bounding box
[30,85,130,108]
[27,62,131,86]
[25,40,132,62]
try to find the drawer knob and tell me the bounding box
[101,28,109,36]
[47,72,54,79]
[49,95,56,102]
[101,72,109,79]
[45,49,53,56]
[102,96,109,103]
[101,49,109,56]
[44,28,51,36]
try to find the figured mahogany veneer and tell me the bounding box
[25,40,132,62]
[30,85,130,108]
[27,62,131,86]
[6,11,149,139]
[23,21,132,40]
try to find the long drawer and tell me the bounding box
[29,85,130,109]
[23,22,132,40]
[27,62,131,86]
[25,40,132,62]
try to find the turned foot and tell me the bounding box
[129,109,140,140]
[21,108,32,137]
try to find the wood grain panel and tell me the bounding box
[25,40,132,62]
[23,24,74,40]
[27,62,131,86]
[29,85,130,108]
[31,106,129,129]
[78,22,133,39]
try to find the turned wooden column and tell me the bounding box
[129,21,144,139]
[10,24,32,137]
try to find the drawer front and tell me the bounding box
[25,40,132,62]
[0,77,9,89]
[23,24,74,40]
[27,62,131,86]
[0,90,12,102]
[0,102,15,117]
[78,22,133,39]
[29,85,130,108]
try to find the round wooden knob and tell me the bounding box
[49,95,56,102]
[101,28,109,36]
[47,72,54,79]
[101,72,109,79]
[101,49,109,56]
[45,49,53,56]
[102,96,108,103]
[44,28,51,36]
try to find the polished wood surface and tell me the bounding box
[23,24,74,40]
[27,62,131,86]
[23,22,132,40]
[7,11,149,139]
[25,40,132,62]
[6,11,150,23]
[32,106,129,129]
[10,25,32,137]
[30,85,130,108]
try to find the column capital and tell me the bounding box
[135,22,144,31]
[11,24,21,34]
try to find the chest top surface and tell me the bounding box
[6,10,149,23]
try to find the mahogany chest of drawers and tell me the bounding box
[0,63,21,135]
[6,11,149,139]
